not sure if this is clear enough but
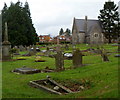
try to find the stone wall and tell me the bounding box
[89,26,104,44]
[77,33,85,43]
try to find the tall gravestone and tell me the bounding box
[55,46,64,71]
[72,49,83,68]
[2,22,11,61]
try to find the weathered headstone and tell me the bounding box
[2,22,11,61]
[72,49,83,68]
[55,46,64,71]
[100,49,109,61]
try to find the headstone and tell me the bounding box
[28,45,36,56]
[100,49,109,61]
[26,46,30,51]
[72,49,83,68]
[2,22,11,61]
[19,45,25,51]
[14,46,19,53]
[55,46,64,71]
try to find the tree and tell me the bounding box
[2,1,38,46]
[65,28,71,36]
[98,1,119,43]
[59,28,64,35]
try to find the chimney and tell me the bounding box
[85,16,87,21]
[84,16,88,33]
[84,16,88,43]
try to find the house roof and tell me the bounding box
[75,18,102,35]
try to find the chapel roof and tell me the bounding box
[74,18,102,35]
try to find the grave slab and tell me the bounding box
[12,67,41,74]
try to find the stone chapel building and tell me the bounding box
[72,16,105,44]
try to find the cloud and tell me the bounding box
[0,0,119,36]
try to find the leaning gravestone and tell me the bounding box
[72,49,83,68]
[55,46,64,71]
[2,22,11,61]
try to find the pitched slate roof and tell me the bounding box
[75,19,102,35]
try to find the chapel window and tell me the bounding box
[94,34,98,37]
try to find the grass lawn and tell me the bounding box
[1,44,119,98]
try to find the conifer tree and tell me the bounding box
[59,28,64,35]
[98,1,119,43]
[2,1,38,46]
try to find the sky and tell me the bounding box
[0,0,119,37]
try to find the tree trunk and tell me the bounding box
[108,38,111,43]
[108,35,112,43]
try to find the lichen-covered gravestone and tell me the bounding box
[72,49,83,68]
[55,46,64,71]
[2,22,11,61]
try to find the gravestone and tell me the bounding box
[12,66,41,74]
[19,45,25,51]
[100,49,109,61]
[28,45,36,56]
[26,46,30,51]
[72,49,83,68]
[55,46,64,71]
[14,46,19,53]
[2,22,11,61]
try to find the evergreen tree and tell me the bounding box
[59,28,64,35]
[98,1,119,43]
[2,1,38,46]
[65,28,71,36]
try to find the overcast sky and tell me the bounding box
[0,0,119,37]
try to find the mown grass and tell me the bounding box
[2,44,119,98]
